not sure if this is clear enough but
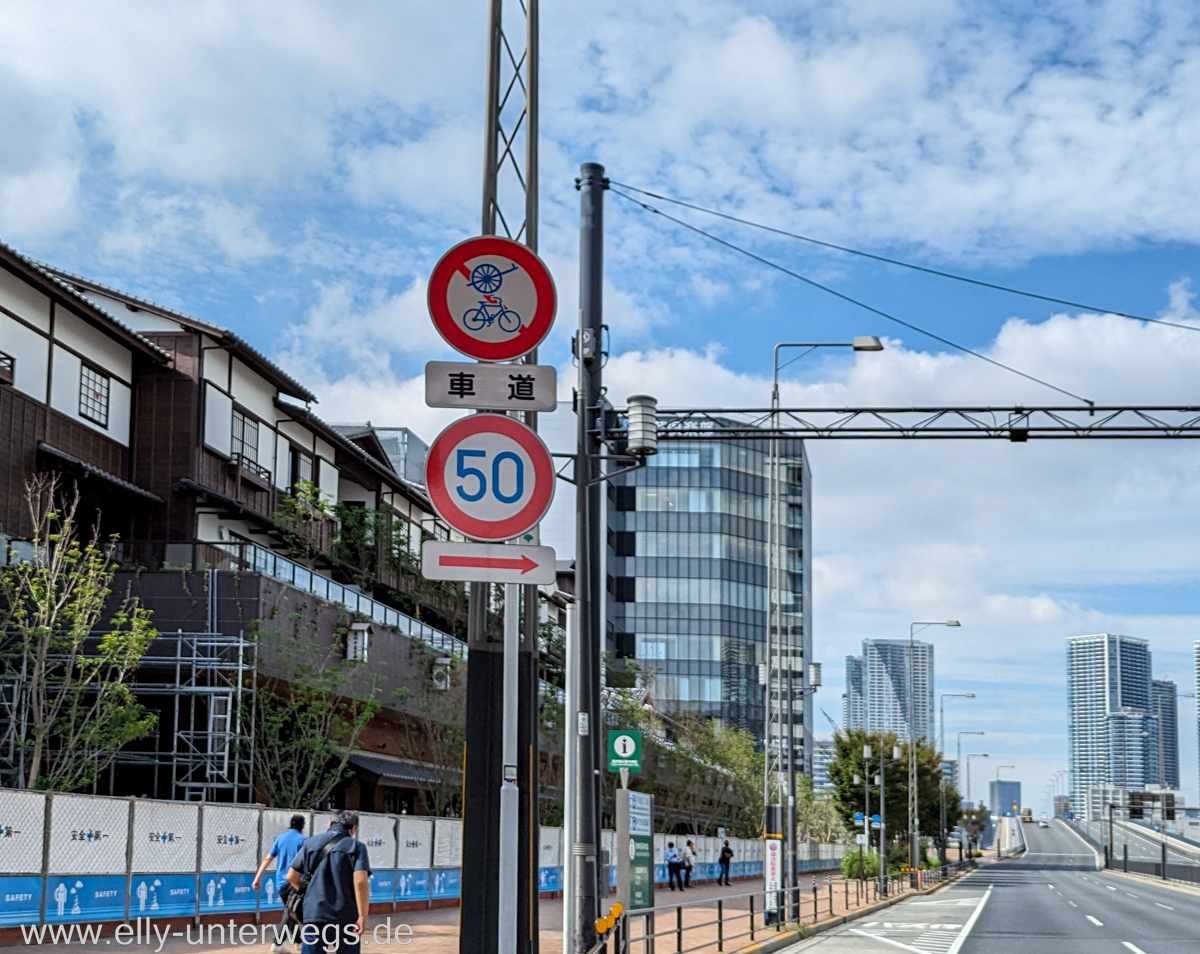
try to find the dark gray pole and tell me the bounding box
[573,161,606,953]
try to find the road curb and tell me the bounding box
[736,866,979,953]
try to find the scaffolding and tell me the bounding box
[112,628,256,803]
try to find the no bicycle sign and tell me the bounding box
[427,236,557,363]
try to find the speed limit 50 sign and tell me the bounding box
[424,415,556,542]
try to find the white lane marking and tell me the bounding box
[1123,944,1148,954]
[1068,901,1078,907]
[1125,892,1138,898]
[846,929,926,953]
[946,886,993,954]
[1155,901,1173,910]
[1047,884,1054,889]
[1106,885,1116,891]
[1086,915,1104,926]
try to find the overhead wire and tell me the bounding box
[608,186,1095,406]
[609,180,1200,334]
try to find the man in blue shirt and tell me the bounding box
[252,814,308,954]
[665,842,683,891]
[287,810,372,954]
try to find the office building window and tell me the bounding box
[231,409,259,461]
[79,364,110,428]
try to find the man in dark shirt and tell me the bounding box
[287,811,372,954]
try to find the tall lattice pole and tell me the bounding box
[463,2,540,952]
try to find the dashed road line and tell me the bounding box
[1123,944,1148,954]
[1125,892,1138,898]
[1106,885,1116,891]
[1068,901,1077,907]
[1086,915,1104,926]
[1155,901,1173,910]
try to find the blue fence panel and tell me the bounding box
[0,876,43,926]
[396,870,429,902]
[45,876,126,923]
[431,870,460,900]
[131,875,197,917]
[537,867,561,893]
[370,871,396,903]
[198,872,257,914]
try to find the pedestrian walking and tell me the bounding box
[718,840,733,886]
[287,810,372,954]
[665,842,683,891]
[252,814,308,953]
[682,840,696,888]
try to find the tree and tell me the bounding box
[958,802,989,851]
[826,729,960,859]
[795,775,850,844]
[250,615,382,809]
[0,476,157,791]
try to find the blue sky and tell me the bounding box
[3,0,1200,812]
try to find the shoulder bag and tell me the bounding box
[283,832,347,922]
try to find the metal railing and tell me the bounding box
[156,539,468,658]
[592,863,974,954]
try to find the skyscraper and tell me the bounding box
[609,432,814,770]
[1066,633,1154,813]
[1152,678,1180,790]
[844,640,935,741]
[843,655,865,731]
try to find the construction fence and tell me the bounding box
[0,791,847,928]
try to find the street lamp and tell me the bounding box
[765,337,883,912]
[966,753,989,807]
[956,732,984,788]
[908,621,961,876]
[937,692,975,861]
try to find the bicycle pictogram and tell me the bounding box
[464,297,522,333]
[463,261,522,333]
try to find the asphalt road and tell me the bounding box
[789,819,1200,953]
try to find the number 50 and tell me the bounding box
[456,448,525,504]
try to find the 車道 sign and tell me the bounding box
[427,236,556,362]
[425,361,556,411]
[424,415,555,542]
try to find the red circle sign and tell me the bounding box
[424,415,556,541]
[427,236,556,362]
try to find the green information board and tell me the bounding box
[607,729,642,772]
[618,789,654,911]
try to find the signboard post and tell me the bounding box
[764,838,782,918]
[421,233,559,954]
[616,790,654,914]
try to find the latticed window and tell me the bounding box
[231,409,259,461]
[79,364,110,427]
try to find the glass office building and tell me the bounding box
[609,434,813,771]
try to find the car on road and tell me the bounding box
[1038,820,1050,828]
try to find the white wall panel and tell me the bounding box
[0,790,47,873]
[0,311,49,401]
[397,818,433,869]
[273,431,291,490]
[357,814,397,870]
[318,458,339,500]
[539,828,562,869]
[432,819,462,867]
[203,383,233,456]
[131,801,199,873]
[47,346,131,445]
[199,805,260,872]
[47,794,130,874]
[0,267,50,331]
[202,346,229,386]
[230,357,277,422]
[54,309,132,382]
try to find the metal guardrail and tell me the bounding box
[585,863,973,954]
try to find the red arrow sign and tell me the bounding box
[421,542,556,584]
[438,553,540,574]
